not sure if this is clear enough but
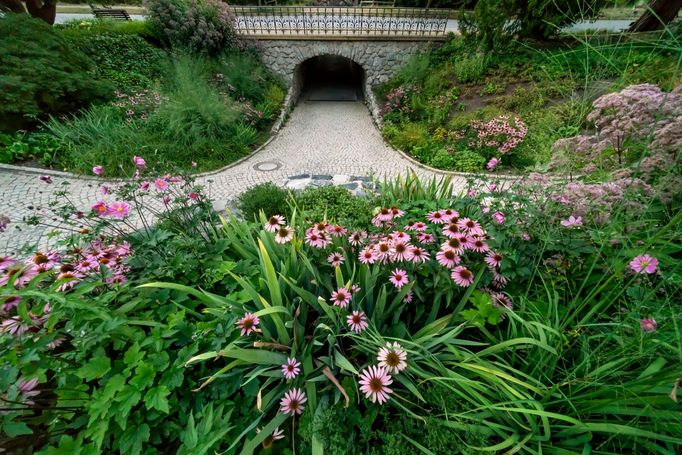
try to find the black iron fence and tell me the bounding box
[231,6,452,38]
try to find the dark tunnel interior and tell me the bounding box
[297,55,365,102]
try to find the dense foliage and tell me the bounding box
[1,154,680,453]
[148,0,240,56]
[0,14,111,132]
[378,31,682,172]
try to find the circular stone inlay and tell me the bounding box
[253,161,282,172]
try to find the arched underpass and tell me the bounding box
[296,55,365,102]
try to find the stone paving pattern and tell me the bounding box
[0,101,468,256]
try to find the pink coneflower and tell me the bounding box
[390,242,413,262]
[416,233,435,244]
[427,210,447,224]
[281,357,301,380]
[107,201,130,218]
[409,247,430,263]
[56,271,82,292]
[327,252,345,267]
[389,269,409,289]
[358,365,393,404]
[404,220,417,231]
[457,235,473,250]
[560,216,583,228]
[436,249,460,268]
[256,427,285,449]
[487,157,500,170]
[274,226,294,244]
[482,206,490,214]
[107,274,127,285]
[154,178,168,191]
[327,224,347,237]
[264,215,286,232]
[39,175,52,184]
[390,206,404,218]
[376,207,393,222]
[350,284,361,295]
[457,218,485,236]
[485,251,503,268]
[91,200,108,216]
[490,291,512,313]
[441,238,464,254]
[413,221,427,231]
[133,155,146,168]
[492,270,508,289]
[403,289,414,303]
[442,209,459,223]
[18,378,40,405]
[0,256,17,271]
[188,191,200,201]
[312,222,329,235]
[280,388,306,415]
[451,266,474,287]
[640,318,657,332]
[305,231,321,246]
[257,427,285,449]
[470,237,490,253]
[390,231,410,243]
[237,312,260,336]
[375,242,392,263]
[0,316,30,335]
[442,223,460,238]
[377,342,407,374]
[92,165,104,176]
[2,295,21,312]
[75,258,99,273]
[331,288,351,308]
[358,247,377,265]
[492,211,506,224]
[629,255,658,274]
[347,310,368,332]
[348,231,367,246]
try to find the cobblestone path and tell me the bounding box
[0,101,467,255]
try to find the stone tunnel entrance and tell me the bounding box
[295,55,365,102]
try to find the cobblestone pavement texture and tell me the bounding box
[0,101,469,256]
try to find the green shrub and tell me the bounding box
[295,186,374,227]
[148,0,239,56]
[453,148,486,172]
[428,148,457,170]
[237,182,292,220]
[67,32,167,91]
[454,53,490,84]
[0,13,111,131]
[0,131,62,165]
[382,121,431,152]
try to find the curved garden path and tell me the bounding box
[0,101,469,256]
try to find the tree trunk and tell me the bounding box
[24,0,57,25]
[628,0,682,32]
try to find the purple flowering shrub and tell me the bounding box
[381,84,414,118]
[148,0,239,56]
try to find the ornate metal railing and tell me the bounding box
[231,6,452,38]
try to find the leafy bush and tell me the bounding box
[67,32,167,91]
[0,13,111,131]
[148,0,239,56]
[237,182,292,220]
[295,186,375,228]
[0,131,62,165]
[382,121,431,152]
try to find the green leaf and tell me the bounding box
[3,421,32,437]
[334,350,358,375]
[145,386,170,414]
[239,412,289,455]
[76,355,111,381]
[123,342,144,366]
[119,423,150,455]
[129,362,156,391]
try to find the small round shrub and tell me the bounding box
[452,148,486,172]
[237,183,291,221]
[296,186,374,228]
[147,0,239,56]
